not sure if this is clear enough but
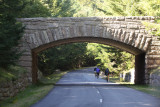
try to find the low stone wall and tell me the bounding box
[150,74,160,86]
[0,73,31,101]
[149,67,160,86]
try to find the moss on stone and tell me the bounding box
[0,66,27,84]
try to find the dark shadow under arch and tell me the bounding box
[32,37,145,84]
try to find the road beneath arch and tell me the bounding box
[31,67,160,107]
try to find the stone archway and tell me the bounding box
[17,16,160,84]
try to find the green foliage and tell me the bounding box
[20,0,79,18]
[39,71,67,84]
[19,0,51,18]
[38,43,90,75]
[51,0,78,17]
[136,0,160,16]
[0,0,24,68]
[98,0,160,16]
[86,43,134,73]
[111,51,134,72]
[75,0,107,17]
[0,84,53,107]
[38,42,134,75]
[0,71,66,107]
[75,0,160,17]
[87,43,112,70]
[0,66,27,83]
[142,20,160,36]
[41,0,53,8]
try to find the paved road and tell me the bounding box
[55,67,118,86]
[31,67,160,107]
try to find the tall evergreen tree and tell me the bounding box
[19,0,51,18]
[0,0,24,68]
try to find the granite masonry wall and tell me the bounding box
[0,73,31,101]
[150,67,160,86]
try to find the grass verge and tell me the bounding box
[0,71,67,107]
[127,85,160,98]
[109,76,160,98]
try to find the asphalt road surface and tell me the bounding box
[31,67,160,107]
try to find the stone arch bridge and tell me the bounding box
[17,16,160,84]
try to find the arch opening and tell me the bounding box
[31,37,145,84]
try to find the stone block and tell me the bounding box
[112,21,121,24]
[124,33,130,43]
[102,21,111,24]
[43,31,50,43]
[155,60,160,65]
[19,55,32,61]
[143,38,152,51]
[70,25,76,37]
[116,17,125,21]
[3,92,9,97]
[152,79,160,85]
[120,25,127,28]
[157,76,160,81]
[135,30,140,33]
[150,46,160,50]
[139,36,147,49]
[34,32,43,46]
[127,25,139,29]
[0,93,2,97]
[150,74,154,79]
[47,23,59,28]
[151,41,160,45]
[109,24,121,29]
[128,32,135,45]
[18,61,32,67]
[125,16,133,19]
[120,30,127,41]
[148,51,160,55]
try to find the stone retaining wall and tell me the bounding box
[150,68,160,86]
[150,74,160,86]
[0,73,31,101]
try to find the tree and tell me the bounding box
[87,43,134,73]
[51,0,78,17]
[93,0,160,16]
[74,0,107,17]
[19,0,51,18]
[38,43,89,75]
[0,0,24,68]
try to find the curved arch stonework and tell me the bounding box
[17,16,160,84]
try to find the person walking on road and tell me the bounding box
[105,68,110,82]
